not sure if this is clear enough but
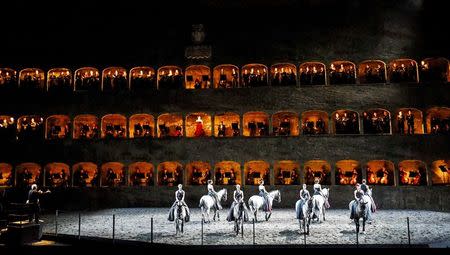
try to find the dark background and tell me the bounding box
[0,0,448,69]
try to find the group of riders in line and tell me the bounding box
[168,177,376,225]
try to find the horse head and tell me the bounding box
[270,190,281,203]
[322,188,329,199]
[219,188,227,202]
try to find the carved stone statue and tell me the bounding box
[191,24,205,44]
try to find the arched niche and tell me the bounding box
[101,114,127,139]
[129,114,155,138]
[185,65,211,89]
[425,107,450,134]
[331,110,360,134]
[398,160,427,186]
[303,160,331,185]
[101,67,128,91]
[47,68,72,92]
[17,115,44,140]
[185,113,212,137]
[388,59,419,83]
[241,64,268,87]
[15,163,41,187]
[186,161,212,185]
[45,115,71,140]
[366,160,395,186]
[329,61,356,85]
[72,162,99,187]
[270,63,297,86]
[128,162,154,186]
[0,115,16,141]
[299,62,326,85]
[274,160,300,185]
[394,108,424,134]
[272,111,299,136]
[244,160,270,186]
[101,162,126,187]
[213,64,239,88]
[157,113,183,138]
[419,58,449,83]
[44,162,70,188]
[74,67,100,91]
[214,112,240,137]
[129,66,156,90]
[214,161,241,185]
[243,111,269,137]
[73,114,99,139]
[430,160,450,185]
[301,110,328,135]
[18,68,45,90]
[335,160,362,185]
[0,163,13,187]
[157,161,183,186]
[362,108,392,134]
[358,60,387,84]
[0,68,18,90]
[157,66,183,89]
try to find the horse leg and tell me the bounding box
[355,218,359,233]
[322,207,326,221]
[254,209,258,222]
[363,217,366,232]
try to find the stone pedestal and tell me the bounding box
[5,222,42,245]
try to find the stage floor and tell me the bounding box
[41,208,450,246]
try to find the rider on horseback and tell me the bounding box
[207,180,222,210]
[227,184,249,222]
[259,180,271,212]
[168,184,190,222]
[349,183,364,220]
[297,184,311,219]
[361,179,376,222]
[313,178,330,208]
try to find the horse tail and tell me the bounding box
[199,198,204,209]
[248,198,254,212]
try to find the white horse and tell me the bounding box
[311,188,330,223]
[349,194,371,233]
[199,189,227,223]
[248,190,281,222]
[175,201,186,235]
[295,199,312,235]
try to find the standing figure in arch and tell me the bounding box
[218,121,226,137]
[406,110,415,135]
[226,184,249,222]
[207,180,222,210]
[168,184,190,222]
[194,116,205,137]
[259,180,271,212]
[397,111,405,134]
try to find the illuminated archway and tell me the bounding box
[272,111,299,136]
[366,160,395,185]
[419,57,449,83]
[430,160,450,185]
[358,60,387,84]
[362,108,392,134]
[101,114,127,139]
[393,108,424,134]
[129,66,156,90]
[398,160,427,186]
[388,59,419,83]
[129,114,155,138]
[0,115,16,140]
[274,160,300,185]
[301,110,329,135]
[15,163,41,187]
[101,67,128,91]
[299,62,326,85]
[213,64,239,88]
[74,67,100,91]
[214,112,240,137]
[425,107,450,134]
[185,113,212,137]
[0,163,13,187]
[45,115,71,139]
[128,162,154,186]
[18,68,45,90]
[332,110,360,134]
[270,63,297,86]
[72,162,99,187]
[0,68,18,90]
[329,61,356,85]
[185,65,211,89]
[47,68,72,92]
[17,115,44,140]
[186,161,211,185]
[214,161,241,185]
[303,160,331,185]
[157,66,183,89]
[241,64,268,87]
[335,160,361,185]
[157,113,183,138]
[73,114,99,139]
[243,111,269,137]
[44,162,70,188]
[244,160,270,186]
[157,161,183,186]
[100,162,126,187]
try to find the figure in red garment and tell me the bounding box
[194,116,205,137]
